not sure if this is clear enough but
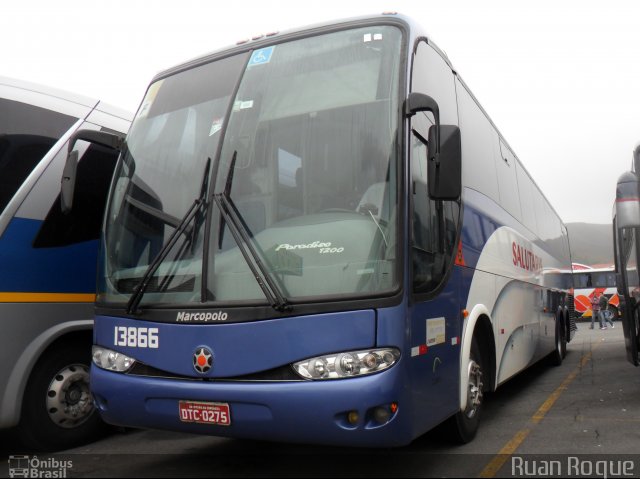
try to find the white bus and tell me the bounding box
[572,265,619,320]
[0,77,131,449]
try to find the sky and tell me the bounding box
[2,0,640,225]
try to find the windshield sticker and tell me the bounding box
[136,79,164,121]
[238,100,254,110]
[232,100,255,112]
[364,33,384,43]
[248,46,275,67]
[209,118,224,136]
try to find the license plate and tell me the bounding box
[179,401,231,426]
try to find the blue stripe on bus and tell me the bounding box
[0,217,98,293]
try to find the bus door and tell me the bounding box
[408,40,462,425]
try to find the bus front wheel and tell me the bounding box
[17,343,107,451]
[448,337,484,443]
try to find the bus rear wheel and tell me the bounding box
[549,319,566,366]
[17,344,107,451]
[448,337,484,443]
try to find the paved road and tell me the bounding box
[2,322,639,477]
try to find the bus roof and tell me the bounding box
[152,13,427,83]
[0,76,132,122]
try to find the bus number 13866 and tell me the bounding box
[114,326,159,348]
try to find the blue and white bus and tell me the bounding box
[0,77,131,450]
[613,143,640,367]
[79,13,574,447]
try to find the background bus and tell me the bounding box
[76,13,574,447]
[572,264,620,320]
[613,143,640,366]
[0,77,131,450]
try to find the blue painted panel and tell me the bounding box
[0,217,98,292]
[91,361,414,447]
[95,310,376,377]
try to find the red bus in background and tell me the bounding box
[572,264,619,319]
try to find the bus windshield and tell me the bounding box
[100,25,403,308]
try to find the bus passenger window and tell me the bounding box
[0,136,55,214]
[411,124,460,294]
[33,142,119,248]
[0,98,76,215]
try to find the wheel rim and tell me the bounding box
[465,359,483,419]
[45,364,93,429]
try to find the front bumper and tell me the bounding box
[91,364,412,448]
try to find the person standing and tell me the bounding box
[600,293,614,328]
[590,292,606,329]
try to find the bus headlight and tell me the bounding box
[292,348,400,380]
[92,346,136,372]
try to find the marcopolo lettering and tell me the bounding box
[176,311,228,322]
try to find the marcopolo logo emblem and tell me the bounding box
[193,347,213,374]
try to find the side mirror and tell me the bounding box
[427,124,461,200]
[615,171,640,228]
[60,129,125,213]
[67,129,124,155]
[60,150,78,214]
[405,92,462,201]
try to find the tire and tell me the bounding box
[550,319,566,367]
[17,343,107,451]
[447,337,484,443]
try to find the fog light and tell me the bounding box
[373,406,391,424]
[347,410,359,425]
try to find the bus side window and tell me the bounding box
[0,98,76,215]
[33,141,119,248]
[411,130,460,293]
[0,135,55,213]
[410,41,460,294]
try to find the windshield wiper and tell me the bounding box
[126,158,211,315]
[213,152,291,313]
